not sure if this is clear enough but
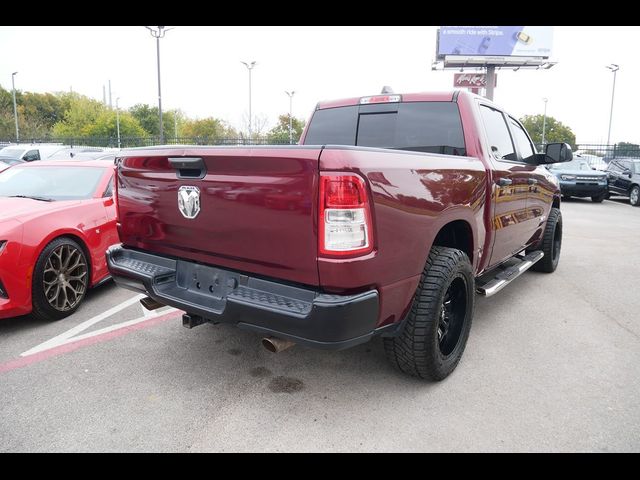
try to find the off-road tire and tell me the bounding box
[383,246,474,381]
[531,207,562,273]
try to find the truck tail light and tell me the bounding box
[319,173,374,257]
[113,165,120,223]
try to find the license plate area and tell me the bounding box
[175,260,249,300]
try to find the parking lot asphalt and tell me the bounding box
[1,197,639,452]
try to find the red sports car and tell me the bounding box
[0,158,118,321]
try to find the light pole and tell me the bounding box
[541,98,548,147]
[146,26,172,144]
[174,112,178,143]
[116,97,121,149]
[606,64,619,147]
[11,72,19,143]
[285,90,295,144]
[241,61,256,139]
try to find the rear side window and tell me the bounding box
[304,102,466,156]
[103,175,114,197]
[303,106,358,146]
[23,150,41,161]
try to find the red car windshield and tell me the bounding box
[0,166,105,201]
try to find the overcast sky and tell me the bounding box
[0,26,638,144]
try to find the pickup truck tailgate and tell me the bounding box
[116,147,321,286]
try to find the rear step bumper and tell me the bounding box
[476,250,544,297]
[106,245,380,350]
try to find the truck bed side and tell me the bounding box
[318,146,488,327]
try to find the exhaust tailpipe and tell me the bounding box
[262,336,295,353]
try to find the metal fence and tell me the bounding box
[3,138,639,159]
[0,136,293,148]
[575,144,640,160]
[535,143,640,160]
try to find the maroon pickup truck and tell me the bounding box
[106,90,572,380]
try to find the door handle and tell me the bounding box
[497,178,512,186]
[528,178,538,185]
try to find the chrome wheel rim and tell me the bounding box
[631,188,639,205]
[43,244,87,311]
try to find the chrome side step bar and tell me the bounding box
[476,251,544,297]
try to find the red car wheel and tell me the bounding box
[31,237,89,321]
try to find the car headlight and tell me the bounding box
[561,175,576,181]
[0,240,7,254]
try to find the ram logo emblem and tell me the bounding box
[178,186,201,219]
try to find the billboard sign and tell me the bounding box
[453,73,496,88]
[437,26,553,58]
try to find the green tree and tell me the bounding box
[266,114,305,143]
[129,103,159,135]
[51,93,104,137]
[84,110,147,138]
[129,103,179,137]
[20,91,67,133]
[0,85,70,139]
[181,117,237,140]
[520,114,576,150]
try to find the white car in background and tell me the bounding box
[575,153,608,171]
[0,144,71,162]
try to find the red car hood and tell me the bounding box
[0,197,83,223]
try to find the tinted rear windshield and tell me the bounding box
[303,101,466,156]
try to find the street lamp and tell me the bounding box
[174,113,178,143]
[241,61,257,139]
[116,97,121,149]
[145,26,173,144]
[606,64,620,147]
[11,72,19,143]
[541,98,548,147]
[285,90,295,144]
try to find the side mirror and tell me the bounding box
[622,169,632,177]
[545,143,573,163]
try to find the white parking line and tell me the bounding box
[21,294,176,357]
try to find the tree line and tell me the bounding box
[3,84,635,151]
[0,85,305,143]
